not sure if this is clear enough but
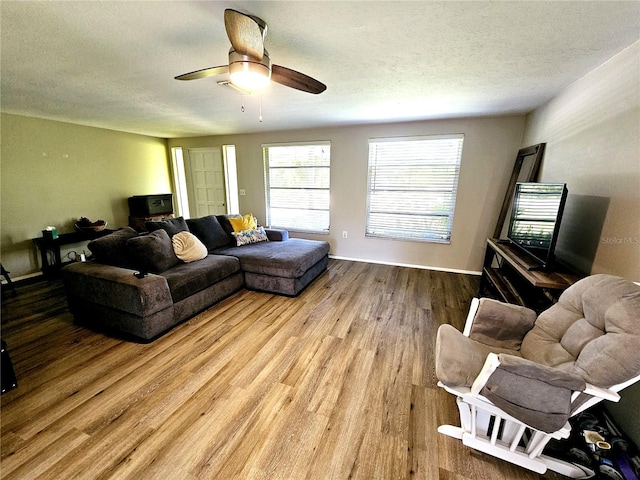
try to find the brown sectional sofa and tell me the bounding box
[62,214,330,341]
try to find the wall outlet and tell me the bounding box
[239,189,246,196]
[342,230,348,238]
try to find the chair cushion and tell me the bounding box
[481,354,585,433]
[469,298,537,351]
[435,324,521,388]
[521,274,640,388]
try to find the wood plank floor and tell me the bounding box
[1,259,565,479]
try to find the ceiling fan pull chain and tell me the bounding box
[241,94,245,113]
[259,96,263,122]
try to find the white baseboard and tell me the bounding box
[2,258,482,286]
[1,271,43,284]
[328,255,481,276]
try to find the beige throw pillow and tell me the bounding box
[172,231,208,263]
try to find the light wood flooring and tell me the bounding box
[1,259,565,479]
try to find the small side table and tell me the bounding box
[32,229,114,278]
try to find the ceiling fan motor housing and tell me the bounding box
[228,48,272,91]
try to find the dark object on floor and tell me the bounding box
[1,263,17,295]
[545,406,640,480]
[1,339,18,394]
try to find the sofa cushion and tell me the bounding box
[244,255,328,296]
[126,229,180,274]
[214,238,330,278]
[145,217,189,237]
[265,228,289,242]
[159,254,241,303]
[186,215,231,251]
[87,227,139,268]
[228,213,257,232]
[216,214,242,237]
[232,227,269,246]
[172,231,208,263]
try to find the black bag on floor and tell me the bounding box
[1,339,18,394]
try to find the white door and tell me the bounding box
[184,148,227,217]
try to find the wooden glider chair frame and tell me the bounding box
[436,275,640,478]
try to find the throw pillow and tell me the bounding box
[216,214,241,237]
[145,216,189,237]
[232,226,269,246]
[126,229,180,273]
[87,227,138,268]
[228,213,256,232]
[172,231,208,263]
[186,215,232,250]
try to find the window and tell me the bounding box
[264,142,331,233]
[366,134,464,243]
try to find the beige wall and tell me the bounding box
[522,41,640,445]
[522,41,640,280]
[1,113,172,278]
[168,116,526,274]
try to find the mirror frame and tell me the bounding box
[493,143,546,238]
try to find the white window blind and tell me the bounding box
[264,142,331,233]
[366,134,464,243]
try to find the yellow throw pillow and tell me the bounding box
[229,213,256,232]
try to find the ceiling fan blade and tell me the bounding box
[175,65,229,81]
[271,65,326,94]
[224,9,265,60]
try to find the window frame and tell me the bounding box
[263,141,331,234]
[365,134,464,243]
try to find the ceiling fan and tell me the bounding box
[175,9,326,95]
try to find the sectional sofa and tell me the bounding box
[61,214,329,341]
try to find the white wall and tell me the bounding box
[169,115,526,274]
[522,41,640,445]
[522,41,640,280]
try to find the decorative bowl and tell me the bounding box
[75,221,107,233]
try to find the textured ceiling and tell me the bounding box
[1,1,639,138]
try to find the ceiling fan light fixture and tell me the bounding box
[229,49,271,92]
[176,11,325,95]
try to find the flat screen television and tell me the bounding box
[507,182,568,269]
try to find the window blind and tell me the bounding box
[264,142,331,233]
[366,134,464,242]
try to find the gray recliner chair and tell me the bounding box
[436,274,640,478]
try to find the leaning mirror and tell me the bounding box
[493,143,546,239]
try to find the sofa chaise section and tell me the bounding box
[214,237,330,296]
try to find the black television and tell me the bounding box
[507,182,568,269]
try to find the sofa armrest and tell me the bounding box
[62,262,173,317]
[468,298,537,351]
[473,353,586,433]
[265,228,289,242]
